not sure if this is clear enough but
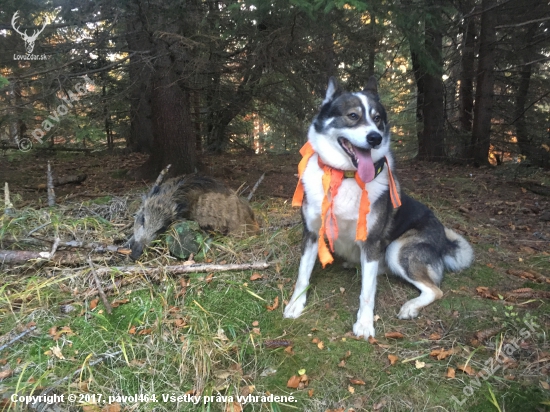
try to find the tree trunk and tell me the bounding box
[417,0,446,161]
[459,5,475,133]
[410,49,424,140]
[514,25,549,168]
[193,90,202,152]
[144,52,196,177]
[470,0,497,166]
[126,18,154,154]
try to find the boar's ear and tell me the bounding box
[150,185,161,196]
[364,76,378,95]
[322,77,341,105]
[175,201,190,216]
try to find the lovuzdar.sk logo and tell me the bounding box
[11,10,49,60]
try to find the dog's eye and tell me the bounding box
[373,115,381,122]
[348,113,359,120]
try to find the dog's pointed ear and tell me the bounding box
[322,77,340,105]
[364,76,378,94]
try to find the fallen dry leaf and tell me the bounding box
[250,273,263,281]
[50,346,65,360]
[308,389,314,397]
[368,336,378,345]
[110,299,130,308]
[474,326,502,341]
[338,359,346,367]
[388,354,399,365]
[415,360,425,369]
[205,273,214,284]
[457,363,475,376]
[541,381,550,390]
[373,399,387,410]
[385,331,404,339]
[138,328,153,335]
[317,341,325,350]
[287,375,301,389]
[102,403,122,412]
[348,385,355,394]
[284,346,294,355]
[90,298,99,310]
[430,348,456,360]
[312,337,320,344]
[429,333,441,340]
[349,378,366,385]
[266,296,279,311]
[446,367,456,378]
[225,402,242,412]
[252,320,259,327]
[0,369,13,379]
[128,325,136,334]
[82,406,101,412]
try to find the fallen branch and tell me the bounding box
[0,249,114,265]
[4,182,14,216]
[476,286,550,301]
[37,174,88,190]
[47,161,55,207]
[92,261,270,277]
[247,172,265,201]
[33,237,122,253]
[88,257,112,314]
[0,236,124,253]
[0,325,37,352]
[79,260,269,301]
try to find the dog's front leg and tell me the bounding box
[353,247,378,339]
[284,229,317,319]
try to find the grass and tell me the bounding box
[0,177,549,411]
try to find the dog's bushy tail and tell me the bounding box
[443,228,474,272]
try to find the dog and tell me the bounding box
[283,77,474,339]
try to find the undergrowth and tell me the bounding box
[0,185,549,412]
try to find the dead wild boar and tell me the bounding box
[128,174,259,260]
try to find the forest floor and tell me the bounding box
[0,149,549,412]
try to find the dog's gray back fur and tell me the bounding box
[129,175,258,259]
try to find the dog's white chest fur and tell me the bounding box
[301,154,388,263]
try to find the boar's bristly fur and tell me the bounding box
[129,174,259,260]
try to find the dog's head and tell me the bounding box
[308,77,390,183]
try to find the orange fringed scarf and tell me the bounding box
[292,141,401,267]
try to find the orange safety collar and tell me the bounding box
[292,141,401,267]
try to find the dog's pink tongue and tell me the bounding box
[354,147,375,182]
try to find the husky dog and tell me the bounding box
[284,77,473,338]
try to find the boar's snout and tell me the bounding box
[129,239,144,261]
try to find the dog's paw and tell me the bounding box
[352,320,375,339]
[398,301,420,319]
[283,296,306,319]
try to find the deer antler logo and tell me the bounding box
[11,11,48,54]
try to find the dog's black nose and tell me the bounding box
[367,132,382,147]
